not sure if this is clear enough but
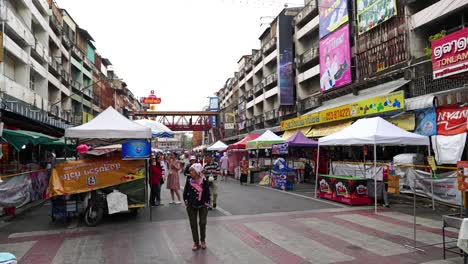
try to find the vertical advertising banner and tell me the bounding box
[319,24,352,92]
[208,97,219,128]
[277,13,294,106]
[357,0,397,35]
[318,0,349,39]
[431,27,468,79]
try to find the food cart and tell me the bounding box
[47,107,152,226]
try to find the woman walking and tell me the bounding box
[150,155,164,206]
[167,152,182,204]
[183,163,210,251]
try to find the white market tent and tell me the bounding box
[316,117,430,212]
[134,119,174,138]
[246,130,284,149]
[65,107,152,143]
[207,140,228,151]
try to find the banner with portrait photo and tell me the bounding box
[319,24,352,92]
[357,0,397,35]
[318,0,349,39]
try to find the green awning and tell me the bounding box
[42,137,75,146]
[2,129,59,150]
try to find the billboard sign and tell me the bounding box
[208,97,219,128]
[357,0,397,35]
[277,12,295,105]
[122,140,151,160]
[436,105,468,136]
[432,27,468,79]
[319,24,352,92]
[140,90,161,105]
[318,0,349,39]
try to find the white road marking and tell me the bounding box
[296,217,412,256]
[52,236,104,264]
[245,221,352,263]
[8,228,89,239]
[337,214,444,247]
[0,241,36,261]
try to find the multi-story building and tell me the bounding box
[0,0,140,135]
[216,7,301,142]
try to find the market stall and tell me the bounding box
[246,130,284,183]
[226,134,261,176]
[316,117,430,211]
[207,141,228,151]
[47,107,152,225]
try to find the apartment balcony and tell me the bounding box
[262,37,277,55]
[264,109,277,121]
[61,34,72,49]
[32,39,47,62]
[50,13,63,35]
[255,114,264,124]
[245,60,253,72]
[246,89,254,100]
[254,82,263,95]
[83,57,93,70]
[262,73,278,90]
[3,6,35,46]
[71,114,83,126]
[246,119,254,128]
[71,45,84,61]
[252,51,262,64]
[61,71,71,85]
[297,46,319,69]
[298,96,321,113]
[48,56,62,76]
[294,0,318,27]
[70,79,82,91]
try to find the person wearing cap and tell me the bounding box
[183,163,211,251]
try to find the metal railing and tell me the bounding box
[61,71,71,85]
[262,37,277,55]
[255,114,264,124]
[298,96,321,112]
[297,46,319,68]
[71,45,84,60]
[254,82,263,93]
[50,13,63,34]
[253,51,262,63]
[263,73,278,89]
[264,110,277,121]
[294,0,317,25]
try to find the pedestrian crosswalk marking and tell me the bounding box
[296,217,413,256]
[208,225,274,264]
[52,236,104,264]
[245,221,353,263]
[337,214,444,247]
[377,211,445,230]
[0,241,36,261]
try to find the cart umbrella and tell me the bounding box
[316,117,430,213]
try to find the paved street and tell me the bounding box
[0,177,465,264]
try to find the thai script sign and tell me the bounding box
[357,0,397,35]
[436,105,468,135]
[432,27,468,79]
[319,24,352,92]
[47,154,145,197]
[140,90,161,105]
[281,90,404,131]
[318,0,349,39]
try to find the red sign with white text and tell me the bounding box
[432,27,468,79]
[436,106,468,135]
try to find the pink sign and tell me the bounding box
[432,27,468,79]
[319,24,352,92]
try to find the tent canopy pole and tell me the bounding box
[315,145,320,198]
[374,144,377,213]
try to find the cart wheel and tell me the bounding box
[84,204,104,227]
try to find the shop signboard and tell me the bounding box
[272,143,288,155]
[384,113,415,131]
[431,27,468,79]
[277,13,295,105]
[318,0,349,39]
[208,97,219,128]
[319,24,352,92]
[281,90,405,130]
[357,0,397,35]
[47,155,145,197]
[415,108,437,136]
[436,105,468,135]
[224,123,235,130]
[140,90,162,105]
[122,140,151,160]
[457,161,468,191]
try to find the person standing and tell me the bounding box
[150,155,164,206]
[239,157,249,185]
[167,152,182,204]
[219,152,229,181]
[203,155,220,210]
[183,163,210,251]
[160,154,169,179]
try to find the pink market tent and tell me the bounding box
[226,134,261,174]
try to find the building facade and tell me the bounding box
[0,0,140,135]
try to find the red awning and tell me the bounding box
[228,134,261,150]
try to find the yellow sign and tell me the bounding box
[306,121,352,138]
[384,113,415,131]
[47,154,145,197]
[281,91,405,131]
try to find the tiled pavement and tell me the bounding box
[0,207,465,264]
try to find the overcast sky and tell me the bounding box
[55,0,304,111]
